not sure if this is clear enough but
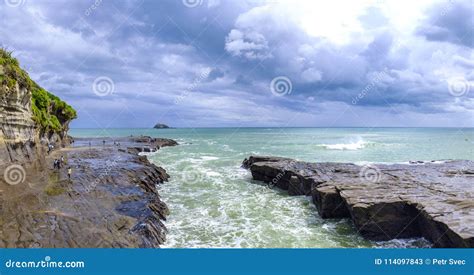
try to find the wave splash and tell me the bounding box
[318,138,372,150]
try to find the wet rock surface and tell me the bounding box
[0,136,177,248]
[76,136,178,155]
[243,156,474,248]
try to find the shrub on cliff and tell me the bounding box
[0,48,76,133]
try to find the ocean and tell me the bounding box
[70,127,474,248]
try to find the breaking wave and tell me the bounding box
[318,139,373,150]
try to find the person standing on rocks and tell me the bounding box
[67,167,72,181]
[48,144,53,154]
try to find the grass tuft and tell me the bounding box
[0,47,77,133]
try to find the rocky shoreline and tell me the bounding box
[242,156,474,248]
[0,136,176,248]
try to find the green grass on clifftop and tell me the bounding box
[0,48,76,133]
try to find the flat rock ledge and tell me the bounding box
[242,156,474,248]
[0,136,177,248]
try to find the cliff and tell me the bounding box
[0,49,177,247]
[0,48,76,164]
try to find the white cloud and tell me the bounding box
[301,68,322,82]
[225,29,272,60]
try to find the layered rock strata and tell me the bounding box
[243,156,474,248]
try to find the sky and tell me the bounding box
[0,0,473,128]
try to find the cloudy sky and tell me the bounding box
[0,0,472,128]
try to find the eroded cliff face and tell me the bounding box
[0,49,75,165]
[0,76,37,163]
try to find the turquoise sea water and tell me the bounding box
[70,128,474,248]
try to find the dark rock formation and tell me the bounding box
[130,135,178,147]
[0,137,177,248]
[153,123,170,129]
[124,136,178,154]
[243,155,474,248]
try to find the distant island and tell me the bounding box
[153,123,170,129]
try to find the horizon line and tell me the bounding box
[70,126,474,129]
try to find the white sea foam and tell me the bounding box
[375,238,432,248]
[148,130,444,248]
[204,170,221,177]
[319,140,369,150]
[201,156,219,161]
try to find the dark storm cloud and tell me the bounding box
[417,0,473,48]
[0,0,472,127]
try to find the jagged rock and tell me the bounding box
[243,155,474,248]
[129,135,178,148]
[117,136,178,154]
